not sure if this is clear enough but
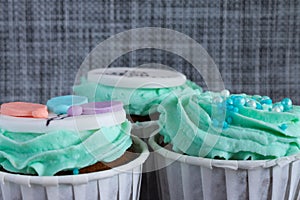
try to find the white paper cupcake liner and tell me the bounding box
[132,121,161,200]
[0,136,149,200]
[131,120,160,141]
[149,134,300,200]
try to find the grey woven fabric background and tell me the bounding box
[1,0,300,104]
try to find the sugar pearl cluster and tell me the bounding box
[211,89,293,131]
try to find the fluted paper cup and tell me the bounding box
[131,120,159,141]
[149,134,300,200]
[0,137,149,200]
[132,121,161,200]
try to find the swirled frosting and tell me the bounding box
[158,88,300,160]
[0,120,132,176]
[73,80,202,116]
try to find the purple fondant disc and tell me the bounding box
[68,101,123,116]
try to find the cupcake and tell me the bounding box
[0,96,149,200]
[73,66,202,200]
[73,66,202,123]
[149,88,300,200]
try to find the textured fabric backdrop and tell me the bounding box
[1,0,300,104]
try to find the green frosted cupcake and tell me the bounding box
[0,98,149,200]
[149,88,300,200]
[73,67,202,120]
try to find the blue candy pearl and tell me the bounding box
[233,96,246,107]
[256,103,263,110]
[226,98,233,105]
[226,116,233,124]
[279,124,288,131]
[281,98,292,111]
[260,96,272,105]
[233,107,239,113]
[227,105,234,111]
[73,168,79,175]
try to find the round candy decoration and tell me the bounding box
[87,67,187,89]
[68,101,124,116]
[0,102,48,118]
[47,95,88,115]
[281,98,293,111]
[0,101,126,133]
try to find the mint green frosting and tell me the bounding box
[158,88,300,160]
[73,80,202,116]
[0,120,132,176]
